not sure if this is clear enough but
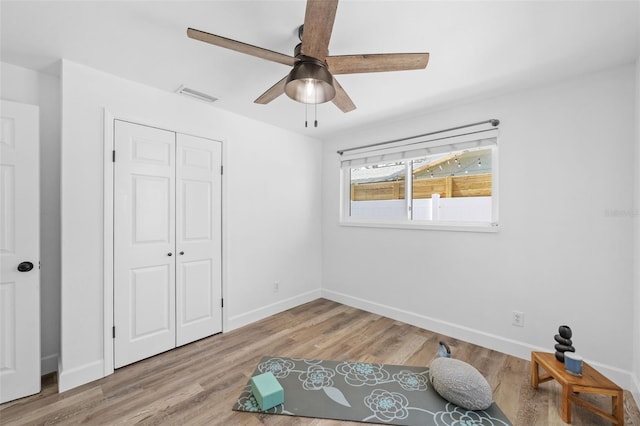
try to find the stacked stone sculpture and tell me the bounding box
[554,325,575,362]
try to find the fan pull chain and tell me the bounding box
[305,103,308,128]
[314,102,318,128]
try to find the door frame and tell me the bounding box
[102,109,228,376]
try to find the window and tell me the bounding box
[340,128,498,231]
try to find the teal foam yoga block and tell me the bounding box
[250,372,284,410]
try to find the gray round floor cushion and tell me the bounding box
[429,357,493,410]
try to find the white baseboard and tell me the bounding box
[58,359,104,393]
[321,289,636,391]
[41,353,58,375]
[226,289,321,332]
[57,290,321,392]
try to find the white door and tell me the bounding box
[0,100,40,403]
[175,134,222,346]
[114,120,176,368]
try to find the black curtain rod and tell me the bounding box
[337,119,500,156]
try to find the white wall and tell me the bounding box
[634,57,640,406]
[0,62,61,375]
[322,64,637,391]
[59,60,322,391]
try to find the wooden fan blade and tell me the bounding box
[332,78,356,113]
[187,28,297,67]
[327,53,429,75]
[300,0,338,61]
[254,75,288,104]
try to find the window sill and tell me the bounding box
[339,219,499,233]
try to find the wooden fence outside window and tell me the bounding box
[351,173,492,201]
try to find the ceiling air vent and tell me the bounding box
[175,85,218,103]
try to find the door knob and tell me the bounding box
[179,251,184,255]
[167,252,173,256]
[17,261,34,272]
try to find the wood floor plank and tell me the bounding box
[1,298,638,425]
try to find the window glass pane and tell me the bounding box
[411,147,493,222]
[349,162,407,219]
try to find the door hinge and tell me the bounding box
[220,165,223,175]
[221,298,224,308]
[112,150,116,162]
[112,326,116,339]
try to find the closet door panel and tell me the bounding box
[132,175,171,243]
[129,264,172,338]
[114,120,176,368]
[176,134,222,346]
[180,259,212,322]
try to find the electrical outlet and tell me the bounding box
[512,311,525,327]
[273,281,280,293]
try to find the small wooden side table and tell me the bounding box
[530,351,623,425]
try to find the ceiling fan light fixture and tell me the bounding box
[285,60,336,104]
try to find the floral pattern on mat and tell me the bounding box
[233,356,512,426]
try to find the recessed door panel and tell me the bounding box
[0,100,40,403]
[179,260,212,324]
[182,147,212,170]
[0,165,15,254]
[133,175,170,243]
[0,117,15,148]
[130,265,171,339]
[0,282,16,372]
[131,137,171,165]
[182,180,211,241]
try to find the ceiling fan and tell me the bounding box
[187,0,429,114]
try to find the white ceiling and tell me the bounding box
[1,1,639,139]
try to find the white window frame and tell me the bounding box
[339,128,499,232]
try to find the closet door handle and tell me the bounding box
[179,251,184,255]
[167,252,173,257]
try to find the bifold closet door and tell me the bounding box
[175,134,222,347]
[114,121,223,368]
[114,120,176,369]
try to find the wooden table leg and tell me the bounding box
[561,384,572,423]
[613,390,624,425]
[531,355,539,388]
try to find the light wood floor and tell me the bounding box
[1,299,639,425]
